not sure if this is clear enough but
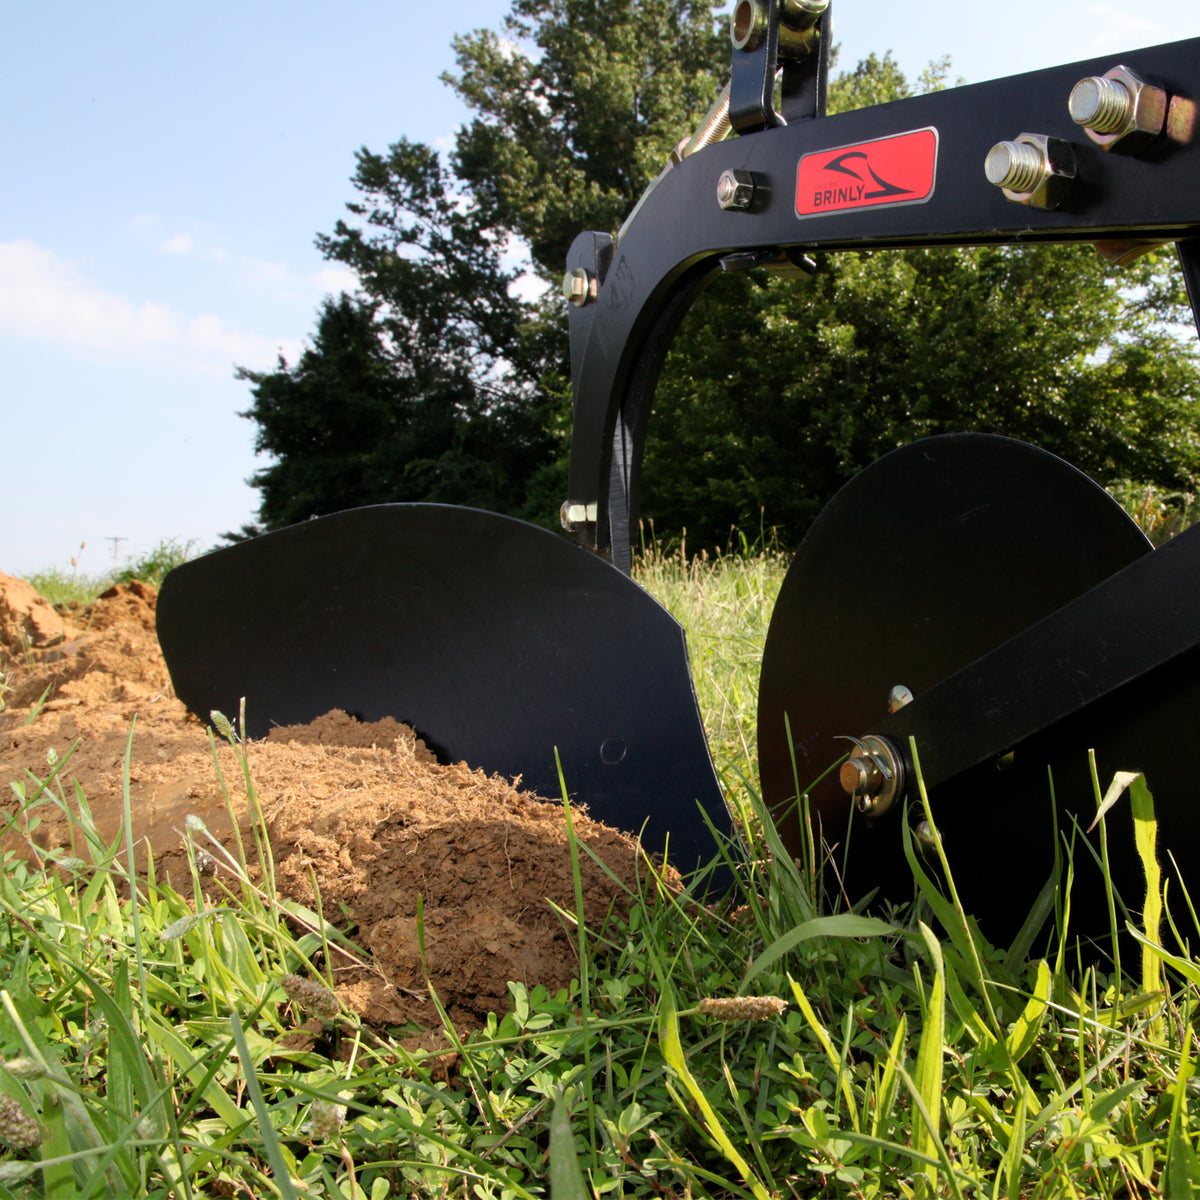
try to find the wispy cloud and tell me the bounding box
[1082,5,1170,53]
[0,240,301,371]
[129,215,360,305]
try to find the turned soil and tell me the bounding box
[0,571,659,1031]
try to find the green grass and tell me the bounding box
[22,539,200,606]
[0,544,1198,1197]
[1108,479,1200,546]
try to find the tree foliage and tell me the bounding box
[236,0,1200,551]
[448,0,727,274]
[235,140,555,533]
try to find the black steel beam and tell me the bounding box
[565,37,1200,562]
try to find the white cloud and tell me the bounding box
[509,271,551,303]
[130,216,361,305]
[313,265,360,295]
[126,214,161,236]
[1082,5,1168,52]
[0,239,300,371]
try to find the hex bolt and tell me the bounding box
[984,133,1075,210]
[1067,65,1167,155]
[717,168,757,211]
[985,140,1046,193]
[837,735,903,816]
[1070,75,1133,133]
[559,500,597,531]
[561,267,597,307]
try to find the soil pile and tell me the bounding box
[0,571,655,1029]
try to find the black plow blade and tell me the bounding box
[156,504,732,880]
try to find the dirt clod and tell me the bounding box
[0,573,655,1029]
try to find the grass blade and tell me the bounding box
[741,914,896,991]
[913,924,945,1195]
[549,1092,590,1200]
[658,989,771,1200]
[229,1011,300,1200]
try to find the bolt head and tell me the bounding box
[561,267,596,307]
[1070,65,1166,155]
[914,819,940,853]
[717,168,756,211]
[985,133,1075,210]
[559,500,597,531]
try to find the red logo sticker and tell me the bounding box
[795,127,938,218]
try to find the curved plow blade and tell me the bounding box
[157,504,733,880]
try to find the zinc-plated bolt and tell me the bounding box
[673,83,732,164]
[837,735,903,816]
[887,684,914,713]
[840,755,884,801]
[561,267,597,307]
[914,819,940,853]
[560,500,598,531]
[717,168,757,211]
[1069,65,1167,155]
[984,133,1075,210]
[1070,76,1134,133]
[782,0,829,31]
[985,141,1046,193]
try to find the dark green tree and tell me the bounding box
[235,140,555,533]
[448,0,727,275]
[634,57,1200,545]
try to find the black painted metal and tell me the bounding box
[728,0,783,134]
[157,505,732,881]
[756,435,1154,941]
[779,6,831,124]
[876,516,1200,790]
[566,37,1200,558]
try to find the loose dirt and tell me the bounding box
[0,571,658,1030]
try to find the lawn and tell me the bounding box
[0,533,1194,1198]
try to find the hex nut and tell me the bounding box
[559,500,597,531]
[1069,65,1167,155]
[984,133,1075,210]
[717,168,757,211]
[561,267,597,307]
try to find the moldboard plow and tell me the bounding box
[157,3,1200,944]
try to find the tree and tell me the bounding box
[235,141,555,533]
[448,0,727,275]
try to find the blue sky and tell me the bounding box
[4,1,1199,575]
